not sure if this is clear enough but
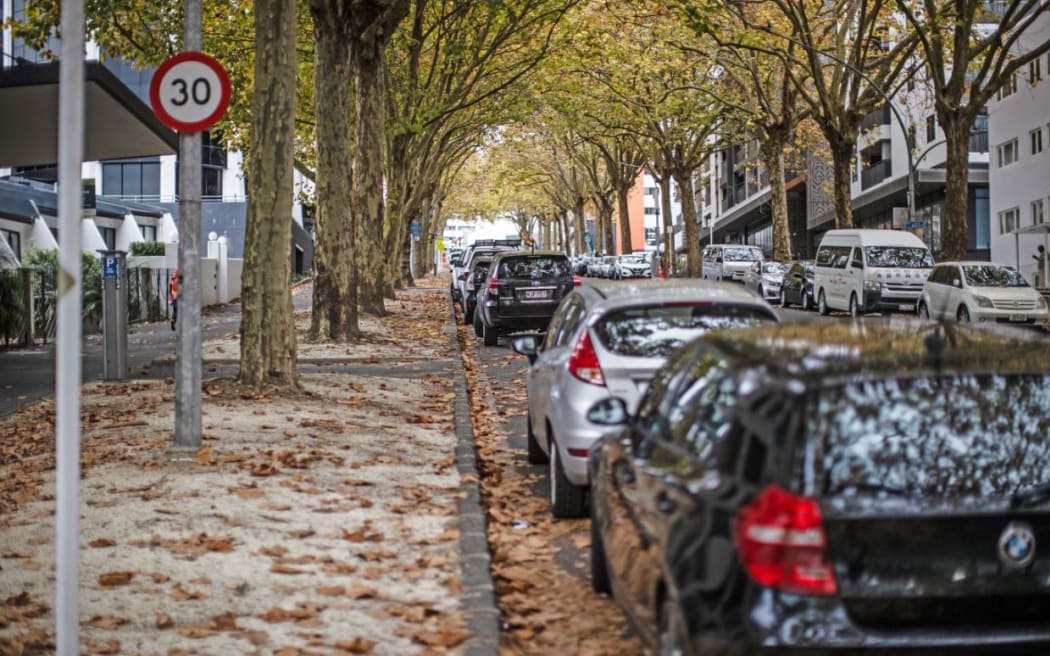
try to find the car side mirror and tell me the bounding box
[511,336,539,364]
[587,398,629,426]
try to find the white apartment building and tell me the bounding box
[988,13,1050,287]
[641,172,682,254]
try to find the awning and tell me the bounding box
[0,61,178,168]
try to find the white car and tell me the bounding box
[742,260,789,302]
[510,280,780,518]
[613,253,652,279]
[918,261,1049,324]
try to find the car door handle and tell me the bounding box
[656,491,676,514]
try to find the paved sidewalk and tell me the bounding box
[0,279,499,656]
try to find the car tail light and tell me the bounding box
[568,331,605,386]
[488,276,500,292]
[733,484,837,595]
[573,275,582,287]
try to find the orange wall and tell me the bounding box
[616,170,647,254]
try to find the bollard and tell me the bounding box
[99,250,128,380]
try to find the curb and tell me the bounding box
[448,297,501,656]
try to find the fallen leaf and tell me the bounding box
[156,613,174,629]
[335,637,377,654]
[88,538,117,548]
[86,615,127,629]
[98,571,134,587]
[194,446,215,465]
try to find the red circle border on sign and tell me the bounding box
[149,51,231,133]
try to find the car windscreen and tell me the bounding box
[963,265,1029,287]
[623,255,649,264]
[724,247,763,262]
[763,262,789,275]
[497,256,571,279]
[811,373,1050,501]
[594,303,778,357]
[863,246,934,268]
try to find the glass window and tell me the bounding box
[999,207,1019,234]
[665,353,734,458]
[141,225,157,242]
[974,187,991,249]
[862,246,934,268]
[101,158,161,198]
[997,139,1019,167]
[594,303,777,358]
[98,227,116,250]
[817,246,852,269]
[497,255,571,278]
[811,374,1050,500]
[1,229,21,260]
[1032,128,1044,156]
[723,246,762,262]
[962,265,1029,287]
[1032,199,1045,226]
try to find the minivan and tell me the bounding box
[813,229,933,316]
[701,244,763,282]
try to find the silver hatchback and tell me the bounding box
[511,279,779,518]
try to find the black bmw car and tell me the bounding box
[475,251,578,346]
[588,321,1050,655]
[779,259,815,310]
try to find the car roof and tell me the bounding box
[818,229,927,248]
[700,320,1050,386]
[490,250,567,260]
[935,260,1014,267]
[579,279,770,309]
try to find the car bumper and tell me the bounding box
[761,285,781,301]
[972,307,1050,323]
[867,290,921,313]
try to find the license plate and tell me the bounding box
[1009,314,1028,322]
[523,289,551,300]
[899,304,914,311]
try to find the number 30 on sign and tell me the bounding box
[149,51,231,133]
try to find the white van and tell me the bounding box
[701,244,764,282]
[813,229,934,316]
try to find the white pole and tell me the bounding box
[56,0,85,653]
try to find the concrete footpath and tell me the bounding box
[0,278,500,656]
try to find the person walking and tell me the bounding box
[1034,245,1048,288]
[168,268,180,330]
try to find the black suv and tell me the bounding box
[475,251,576,346]
[588,320,1050,654]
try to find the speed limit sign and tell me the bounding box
[149,51,231,132]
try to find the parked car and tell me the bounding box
[814,229,933,317]
[742,260,789,302]
[588,320,1050,654]
[779,259,815,310]
[701,244,763,282]
[918,261,1050,324]
[475,251,577,346]
[462,255,495,330]
[613,253,652,280]
[456,240,520,322]
[511,280,779,517]
[586,255,607,278]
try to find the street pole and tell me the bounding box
[175,0,203,449]
[56,0,84,652]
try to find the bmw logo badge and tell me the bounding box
[997,521,1036,569]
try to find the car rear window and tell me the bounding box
[594,304,777,357]
[725,247,763,262]
[811,374,1050,501]
[497,256,571,278]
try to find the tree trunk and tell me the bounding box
[617,184,632,255]
[673,170,701,277]
[940,113,973,261]
[239,0,298,388]
[599,201,615,254]
[828,136,855,229]
[659,174,675,275]
[763,136,793,261]
[351,12,391,316]
[574,198,586,254]
[308,1,358,341]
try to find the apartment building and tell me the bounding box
[988,12,1050,287]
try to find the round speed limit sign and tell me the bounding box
[149,51,231,133]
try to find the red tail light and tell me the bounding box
[488,276,499,292]
[573,275,582,287]
[733,484,837,595]
[568,331,605,386]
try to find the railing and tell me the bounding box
[861,159,893,190]
[860,105,892,133]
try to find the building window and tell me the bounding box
[998,72,1017,100]
[644,227,657,244]
[102,158,161,198]
[1030,58,1043,85]
[997,139,1019,167]
[1,229,21,260]
[1034,199,1046,226]
[926,116,936,143]
[98,226,117,250]
[999,207,1019,234]
[644,207,659,215]
[141,225,157,242]
[201,131,226,199]
[1032,128,1045,155]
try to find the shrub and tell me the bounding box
[130,241,166,256]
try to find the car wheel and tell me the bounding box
[590,495,611,594]
[780,289,788,308]
[658,594,689,656]
[957,305,972,323]
[549,435,585,518]
[849,293,861,318]
[527,416,547,465]
[917,301,930,319]
[473,307,483,337]
[757,285,764,299]
[801,291,811,311]
[482,321,498,346]
[818,290,830,316]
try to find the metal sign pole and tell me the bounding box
[175,0,203,449]
[56,0,85,652]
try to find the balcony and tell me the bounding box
[860,105,892,133]
[861,159,892,190]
